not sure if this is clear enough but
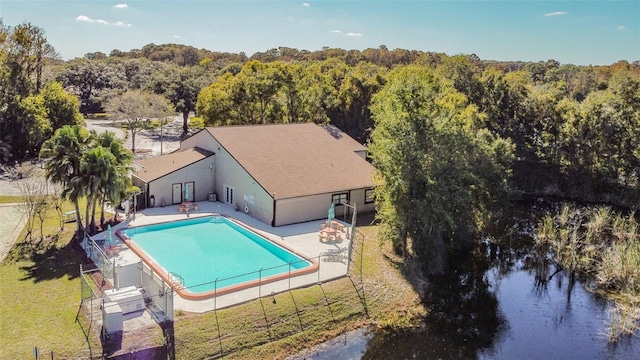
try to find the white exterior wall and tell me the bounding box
[143,158,215,207]
[211,138,274,224]
[176,130,274,222]
[275,187,376,226]
[276,194,331,226]
[180,130,217,152]
[348,187,376,214]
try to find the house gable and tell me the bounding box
[134,147,214,183]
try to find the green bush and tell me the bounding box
[189,116,204,129]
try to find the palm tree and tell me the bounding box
[79,146,117,234]
[94,131,133,226]
[41,126,135,236]
[39,125,92,234]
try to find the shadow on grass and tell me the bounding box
[108,346,168,360]
[102,321,174,360]
[75,304,98,360]
[19,236,83,282]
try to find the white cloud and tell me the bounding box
[346,32,362,37]
[75,15,93,22]
[617,25,626,30]
[112,21,132,27]
[173,35,182,39]
[114,4,128,9]
[302,2,310,7]
[330,30,342,34]
[75,15,131,27]
[545,11,568,17]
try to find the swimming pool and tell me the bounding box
[117,216,317,300]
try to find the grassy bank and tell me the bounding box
[1,200,425,359]
[173,220,425,359]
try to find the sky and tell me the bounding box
[1,0,638,66]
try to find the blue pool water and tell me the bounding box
[121,216,312,293]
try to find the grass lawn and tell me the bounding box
[0,238,98,359]
[0,195,23,203]
[0,198,102,360]
[1,200,425,359]
[172,217,426,359]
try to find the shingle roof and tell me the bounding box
[322,124,367,153]
[207,123,374,200]
[133,147,214,182]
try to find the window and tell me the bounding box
[365,188,375,204]
[332,193,349,206]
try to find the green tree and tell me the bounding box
[277,61,335,124]
[197,72,236,126]
[150,64,210,133]
[369,66,513,271]
[94,131,133,226]
[436,55,483,105]
[333,61,387,142]
[12,81,84,158]
[236,60,283,124]
[295,62,336,124]
[0,21,11,162]
[4,22,57,95]
[0,21,62,162]
[40,125,133,235]
[77,145,117,234]
[527,84,565,165]
[40,81,84,129]
[17,92,51,157]
[54,58,117,105]
[477,68,531,154]
[39,125,92,234]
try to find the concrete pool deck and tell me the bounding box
[90,200,353,313]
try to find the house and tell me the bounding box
[132,123,376,226]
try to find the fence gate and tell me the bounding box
[140,262,174,321]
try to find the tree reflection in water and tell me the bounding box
[363,248,507,360]
[338,201,639,359]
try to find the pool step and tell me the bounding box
[168,272,185,289]
[210,216,224,224]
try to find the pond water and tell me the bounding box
[291,203,640,360]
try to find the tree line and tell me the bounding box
[2,20,640,265]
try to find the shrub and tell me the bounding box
[189,116,204,129]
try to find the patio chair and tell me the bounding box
[323,247,347,262]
